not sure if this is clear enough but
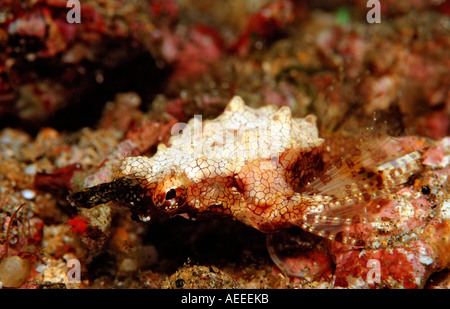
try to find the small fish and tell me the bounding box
[68,96,426,248]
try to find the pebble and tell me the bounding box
[21,189,36,200]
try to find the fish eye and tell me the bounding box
[152,171,190,213]
[165,188,177,200]
[153,183,188,214]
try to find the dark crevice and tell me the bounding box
[1,37,172,134]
